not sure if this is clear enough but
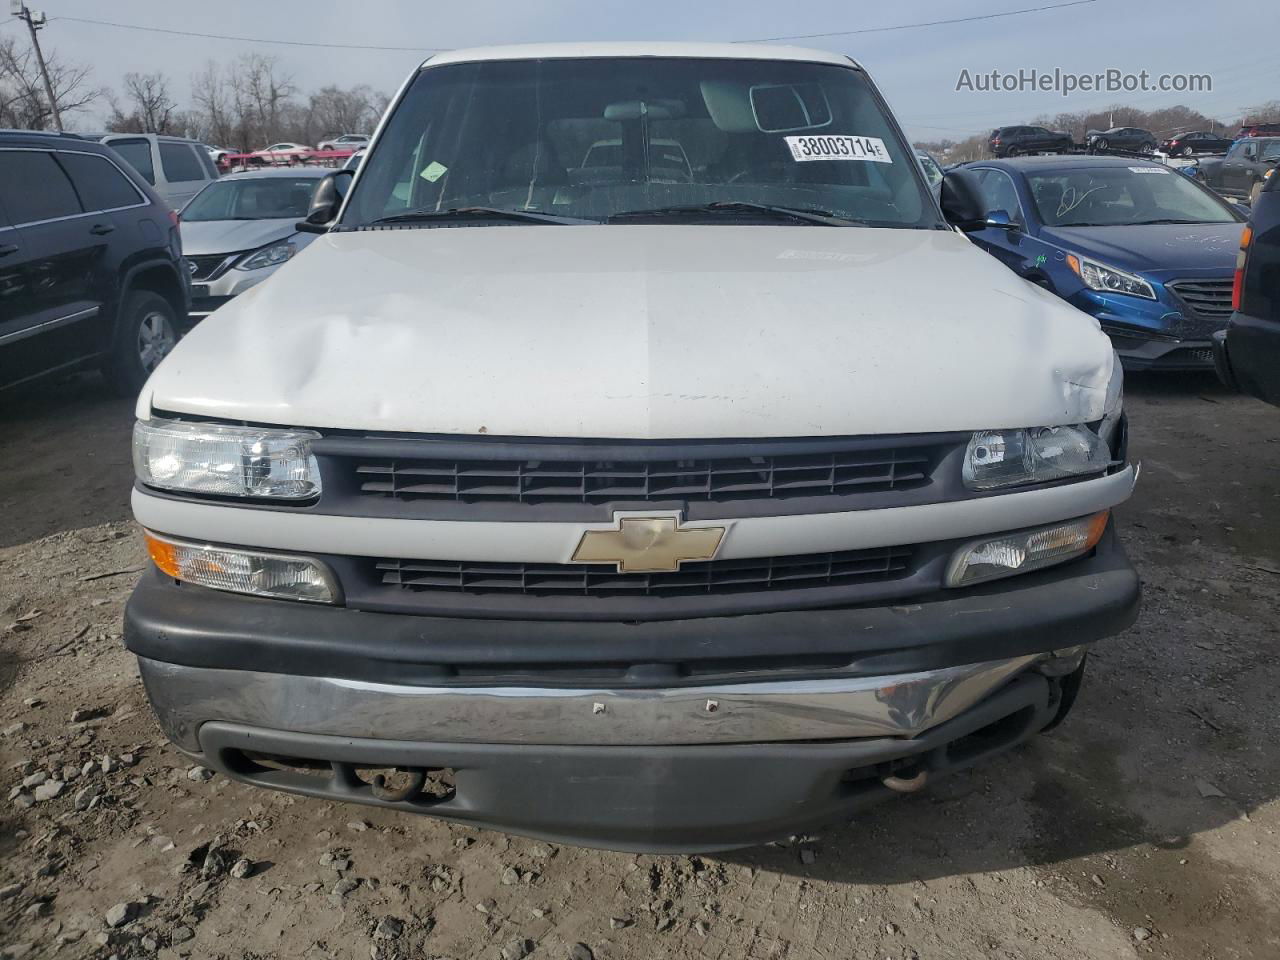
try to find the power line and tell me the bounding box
[52,2,1101,54]
[733,0,1100,43]
[54,15,448,52]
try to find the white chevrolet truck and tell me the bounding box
[126,42,1138,852]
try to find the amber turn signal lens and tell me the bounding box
[1082,509,1110,551]
[144,531,181,578]
[946,510,1110,588]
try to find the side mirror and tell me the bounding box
[984,209,1017,230]
[940,169,987,231]
[297,169,354,234]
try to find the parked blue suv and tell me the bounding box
[961,155,1245,370]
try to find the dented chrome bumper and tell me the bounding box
[137,652,1082,753]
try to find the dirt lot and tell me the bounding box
[2,371,1279,960]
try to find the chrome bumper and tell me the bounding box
[137,652,1083,753]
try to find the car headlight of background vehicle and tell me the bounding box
[133,419,321,499]
[1066,254,1156,300]
[236,240,296,271]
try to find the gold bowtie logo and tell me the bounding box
[571,515,726,574]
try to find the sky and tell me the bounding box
[4,0,1275,141]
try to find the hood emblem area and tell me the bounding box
[571,514,726,574]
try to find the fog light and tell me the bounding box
[946,512,1109,588]
[144,531,338,603]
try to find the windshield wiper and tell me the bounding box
[607,201,864,226]
[366,206,596,226]
[1127,218,1214,225]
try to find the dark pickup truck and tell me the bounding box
[1215,166,1280,405]
[1196,137,1280,203]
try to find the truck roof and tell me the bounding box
[423,41,858,70]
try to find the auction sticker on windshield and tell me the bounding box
[785,135,892,163]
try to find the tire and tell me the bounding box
[1096,138,1109,152]
[103,290,178,397]
[1182,145,1194,157]
[1140,143,1154,155]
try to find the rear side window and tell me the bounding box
[197,148,218,178]
[159,142,205,183]
[0,150,83,224]
[57,152,144,211]
[108,138,155,184]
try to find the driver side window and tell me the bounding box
[974,168,1024,223]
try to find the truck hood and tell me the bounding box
[180,218,298,257]
[1040,223,1239,275]
[141,225,1117,438]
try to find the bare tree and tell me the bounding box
[231,53,297,147]
[190,60,239,147]
[127,71,177,132]
[0,35,98,130]
[308,84,377,138]
[1240,100,1280,125]
[105,71,180,134]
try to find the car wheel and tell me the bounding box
[1182,145,1194,156]
[1096,138,1108,152]
[1140,143,1154,154]
[103,290,178,397]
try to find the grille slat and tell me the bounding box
[352,445,939,505]
[376,546,914,599]
[1169,278,1234,326]
[186,254,234,282]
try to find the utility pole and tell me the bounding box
[11,1,62,132]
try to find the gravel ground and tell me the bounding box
[2,371,1279,960]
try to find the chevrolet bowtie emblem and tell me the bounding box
[571,515,726,573]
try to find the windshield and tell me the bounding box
[1029,166,1238,227]
[341,57,938,228]
[917,153,943,187]
[182,177,320,222]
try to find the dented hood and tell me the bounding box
[141,225,1117,438]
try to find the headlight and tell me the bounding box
[133,419,321,499]
[236,240,296,271]
[144,531,338,603]
[946,512,1109,587]
[1066,254,1156,300]
[963,425,1110,490]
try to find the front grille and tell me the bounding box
[1169,279,1233,334]
[186,254,234,282]
[354,447,936,506]
[1163,346,1216,367]
[376,546,914,599]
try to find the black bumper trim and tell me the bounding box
[123,526,1139,688]
[195,672,1058,852]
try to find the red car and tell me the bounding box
[1236,121,1280,139]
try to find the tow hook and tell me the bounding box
[369,768,427,802]
[881,767,930,794]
